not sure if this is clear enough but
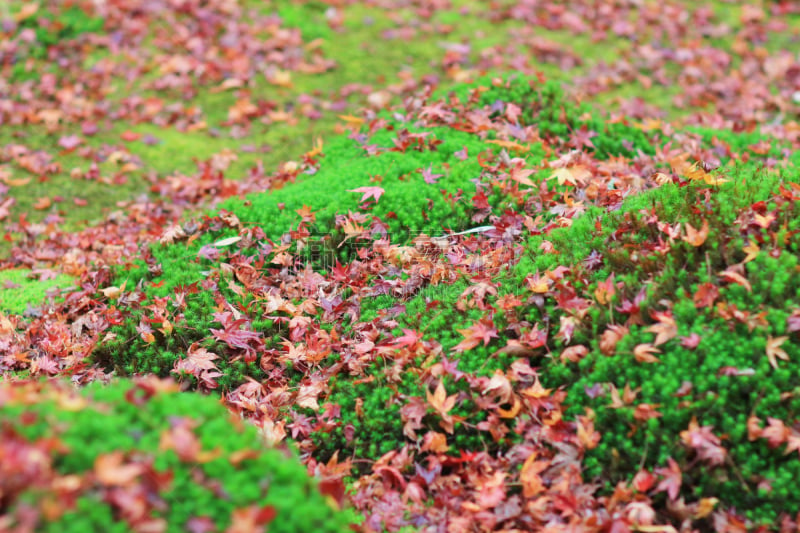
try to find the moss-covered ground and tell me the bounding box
[2,0,800,531]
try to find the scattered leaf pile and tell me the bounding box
[2,1,800,532]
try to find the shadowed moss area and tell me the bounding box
[0,269,76,314]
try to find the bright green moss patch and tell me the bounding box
[0,269,75,314]
[219,126,544,241]
[345,156,800,524]
[94,123,536,385]
[0,377,353,532]
[91,71,800,525]
[96,76,735,393]
[511,162,800,523]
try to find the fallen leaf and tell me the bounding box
[634,343,661,363]
[337,114,364,125]
[212,236,242,248]
[682,220,709,247]
[742,240,760,263]
[94,452,143,486]
[33,197,52,210]
[766,335,789,369]
[14,3,39,22]
[348,186,384,203]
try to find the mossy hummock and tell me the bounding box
[0,377,353,532]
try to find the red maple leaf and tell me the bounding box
[453,320,498,352]
[394,329,423,348]
[654,457,682,501]
[680,418,727,466]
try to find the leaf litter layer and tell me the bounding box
[2,0,800,531]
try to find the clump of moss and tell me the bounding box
[8,5,104,81]
[514,162,800,524]
[97,74,671,387]
[0,377,353,532]
[0,269,76,314]
[94,122,544,385]
[312,280,524,463]
[348,156,800,524]
[444,75,658,158]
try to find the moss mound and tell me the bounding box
[539,166,800,523]
[354,158,800,523]
[445,75,657,159]
[0,377,352,532]
[83,70,800,524]
[0,269,75,314]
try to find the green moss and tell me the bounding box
[0,269,75,314]
[441,75,659,159]
[274,2,333,41]
[96,113,550,384]
[99,76,769,393]
[10,5,103,68]
[345,155,800,522]
[314,277,524,463]
[514,161,800,524]
[0,378,353,532]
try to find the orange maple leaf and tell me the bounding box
[682,220,709,247]
[594,273,616,305]
[742,240,760,263]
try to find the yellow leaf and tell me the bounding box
[100,281,127,300]
[680,162,707,181]
[548,167,577,186]
[526,272,550,294]
[637,118,663,131]
[694,497,719,519]
[159,319,173,336]
[337,114,364,125]
[306,137,324,158]
[703,173,729,186]
[267,69,293,87]
[742,240,760,263]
